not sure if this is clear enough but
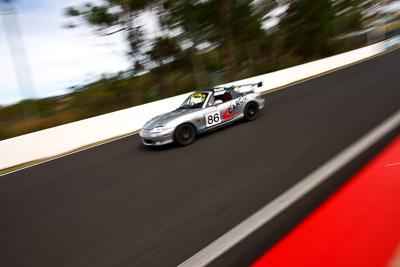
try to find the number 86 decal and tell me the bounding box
[208,114,220,124]
[205,109,221,127]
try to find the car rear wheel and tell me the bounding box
[244,102,259,121]
[174,123,196,146]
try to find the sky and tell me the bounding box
[0,0,157,106]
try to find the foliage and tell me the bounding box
[281,0,335,58]
[159,0,217,88]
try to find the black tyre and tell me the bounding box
[174,123,196,146]
[244,102,259,121]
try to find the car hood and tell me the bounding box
[142,108,199,129]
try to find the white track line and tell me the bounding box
[386,162,400,167]
[178,109,400,267]
[0,132,138,177]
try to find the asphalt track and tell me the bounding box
[1,48,400,267]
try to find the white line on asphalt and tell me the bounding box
[0,132,138,177]
[178,109,400,267]
[386,162,400,167]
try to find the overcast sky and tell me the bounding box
[0,0,158,106]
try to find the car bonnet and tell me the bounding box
[142,108,199,129]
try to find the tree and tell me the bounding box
[160,0,215,89]
[208,0,278,79]
[281,0,335,59]
[213,0,237,80]
[147,36,180,95]
[332,0,364,35]
[65,0,156,72]
[231,0,276,69]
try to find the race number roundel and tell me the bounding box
[204,107,221,127]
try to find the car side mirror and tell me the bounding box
[257,81,263,87]
[214,100,223,105]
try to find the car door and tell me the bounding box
[218,93,248,123]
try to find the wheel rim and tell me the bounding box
[248,104,256,116]
[181,127,191,141]
[249,106,255,115]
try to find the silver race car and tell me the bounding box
[140,82,265,146]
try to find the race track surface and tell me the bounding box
[1,48,399,267]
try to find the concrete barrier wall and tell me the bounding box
[384,35,400,50]
[0,38,398,171]
[219,42,384,90]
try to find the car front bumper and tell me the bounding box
[139,128,175,146]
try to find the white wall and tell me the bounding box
[0,38,398,171]
[219,42,384,91]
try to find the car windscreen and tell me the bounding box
[180,92,208,109]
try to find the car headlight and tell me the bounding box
[150,126,166,133]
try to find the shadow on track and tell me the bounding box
[136,113,266,152]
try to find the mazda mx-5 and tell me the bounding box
[140,82,265,146]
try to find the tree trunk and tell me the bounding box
[247,43,255,68]
[218,0,236,81]
[190,45,208,90]
[271,32,284,64]
[186,14,209,90]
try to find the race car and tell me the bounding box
[140,82,265,146]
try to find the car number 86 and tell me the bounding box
[206,112,221,127]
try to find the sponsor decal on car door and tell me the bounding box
[222,96,247,120]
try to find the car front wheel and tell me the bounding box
[174,123,196,146]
